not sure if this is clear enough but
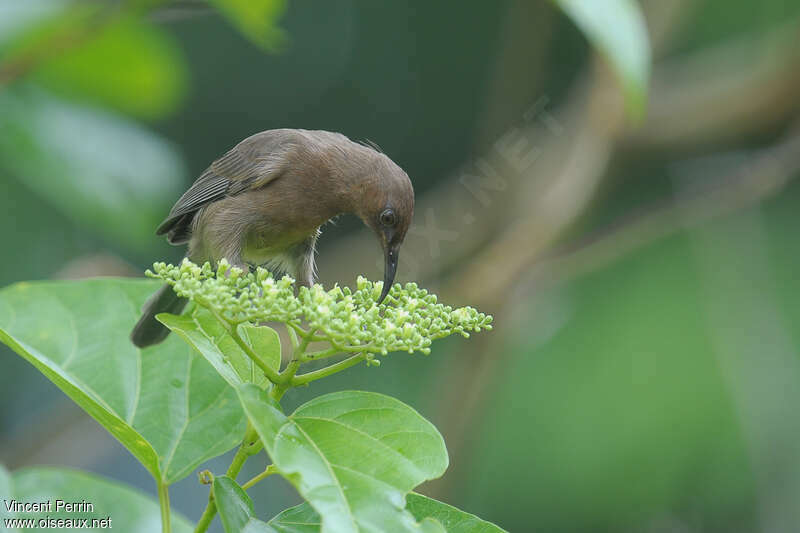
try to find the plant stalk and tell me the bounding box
[193,497,215,533]
[194,423,261,533]
[291,353,367,386]
[157,480,171,533]
[241,465,278,490]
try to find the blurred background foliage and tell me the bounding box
[2,0,800,531]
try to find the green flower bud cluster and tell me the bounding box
[148,259,493,356]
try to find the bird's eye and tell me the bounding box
[379,208,397,227]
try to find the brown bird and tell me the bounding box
[131,129,414,348]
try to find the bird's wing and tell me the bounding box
[156,131,293,235]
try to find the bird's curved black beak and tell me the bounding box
[378,246,398,304]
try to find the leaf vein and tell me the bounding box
[292,415,427,480]
[123,288,143,424]
[161,355,193,478]
[290,421,358,532]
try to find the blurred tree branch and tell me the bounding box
[321,19,800,311]
[627,22,800,150]
[428,119,800,500]
[520,123,800,303]
[440,60,624,308]
[640,0,693,55]
[421,55,627,498]
[399,15,800,500]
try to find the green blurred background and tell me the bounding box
[3,0,800,531]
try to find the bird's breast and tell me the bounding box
[241,223,312,266]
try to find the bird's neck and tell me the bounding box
[318,145,381,220]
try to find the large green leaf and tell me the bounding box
[32,15,188,119]
[0,86,185,251]
[213,475,278,533]
[158,307,280,389]
[0,465,193,532]
[208,0,286,49]
[0,279,246,484]
[237,386,448,533]
[0,2,186,118]
[266,495,505,533]
[553,0,651,116]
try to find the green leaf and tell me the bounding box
[0,279,246,484]
[267,496,506,533]
[240,324,282,374]
[268,502,319,533]
[1,3,187,119]
[419,519,446,533]
[34,15,187,119]
[406,494,507,533]
[159,307,280,388]
[553,0,651,116]
[213,476,278,533]
[1,466,193,532]
[208,0,286,49]
[237,385,449,533]
[0,86,185,251]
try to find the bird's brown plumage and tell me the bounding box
[131,128,414,348]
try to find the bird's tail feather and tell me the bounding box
[130,284,187,348]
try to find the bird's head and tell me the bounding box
[352,152,414,304]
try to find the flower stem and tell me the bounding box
[300,347,342,361]
[278,360,301,384]
[193,423,261,533]
[193,497,215,533]
[241,465,278,490]
[157,480,171,533]
[291,353,367,386]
